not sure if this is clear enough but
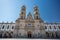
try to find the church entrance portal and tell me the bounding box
[27,31,32,38]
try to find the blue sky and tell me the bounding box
[0,0,60,23]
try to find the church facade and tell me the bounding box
[0,5,60,38]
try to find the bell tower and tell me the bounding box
[20,5,26,19]
[34,5,40,20]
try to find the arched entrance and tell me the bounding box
[3,33,8,38]
[0,33,2,38]
[27,31,32,38]
[2,32,13,38]
[46,32,49,37]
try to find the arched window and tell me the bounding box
[2,25,4,29]
[12,26,14,29]
[49,26,51,29]
[7,25,9,29]
[54,26,56,29]
[22,12,24,14]
[35,12,38,14]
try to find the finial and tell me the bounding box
[34,4,38,8]
[22,5,26,8]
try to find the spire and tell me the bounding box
[20,5,26,19]
[27,12,33,19]
[34,5,38,11]
[34,5,40,19]
[34,5,43,22]
[21,5,26,11]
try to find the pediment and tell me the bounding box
[27,12,33,20]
